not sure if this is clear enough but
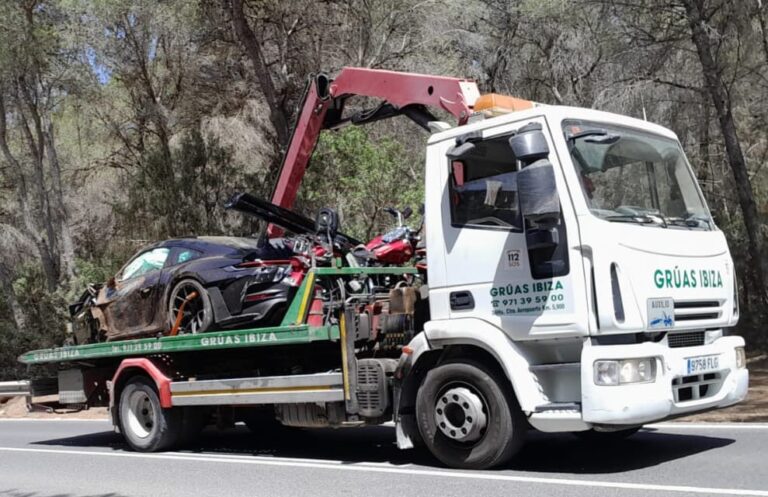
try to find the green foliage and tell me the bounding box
[0,297,18,380]
[0,320,22,381]
[298,127,424,241]
[1,264,67,380]
[115,130,263,242]
[74,257,121,288]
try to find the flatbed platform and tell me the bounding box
[18,324,339,365]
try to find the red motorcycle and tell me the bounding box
[355,207,425,268]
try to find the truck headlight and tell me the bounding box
[735,347,746,369]
[594,358,656,385]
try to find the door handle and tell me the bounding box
[450,291,474,311]
[140,287,152,297]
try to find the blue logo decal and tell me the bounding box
[650,311,673,328]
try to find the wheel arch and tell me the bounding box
[398,318,545,416]
[110,359,173,428]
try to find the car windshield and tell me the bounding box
[120,248,169,281]
[563,120,713,230]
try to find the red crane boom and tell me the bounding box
[269,67,480,225]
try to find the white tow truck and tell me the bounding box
[21,68,748,470]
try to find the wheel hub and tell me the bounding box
[171,284,205,334]
[434,386,487,442]
[126,391,155,439]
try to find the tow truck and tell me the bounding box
[18,67,749,469]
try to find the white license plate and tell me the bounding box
[686,355,720,375]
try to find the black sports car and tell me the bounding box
[70,193,361,343]
[70,236,299,343]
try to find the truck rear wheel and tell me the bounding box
[119,377,183,452]
[415,361,524,469]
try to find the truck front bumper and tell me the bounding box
[581,335,748,426]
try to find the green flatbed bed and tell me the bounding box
[18,324,339,365]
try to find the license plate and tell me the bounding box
[687,355,719,375]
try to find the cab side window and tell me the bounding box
[119,248,170,281]
[448,135,522,230]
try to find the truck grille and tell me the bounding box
[667,331,705,348]
[673,300,722,323]
[672,372,723,403]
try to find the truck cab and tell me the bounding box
[405,101,748,443]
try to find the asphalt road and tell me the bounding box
[0,419,766,497]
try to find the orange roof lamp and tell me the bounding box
[473,94,534,117]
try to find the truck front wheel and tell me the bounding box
[415,361,524,469]
[119,377,183,452]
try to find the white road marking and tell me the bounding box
[0,446,767,496]
[166,450,407,468]
[649,423,768,430]
[0,418,110,422]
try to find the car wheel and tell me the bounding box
[119,377,183,452]
[168,279,213,334]
[415,360,525,469]
[574,427,641,442]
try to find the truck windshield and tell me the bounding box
[563,120,713,230]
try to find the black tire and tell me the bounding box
[168,279,213,334]
[119,377,183,452]
[574,426,641,442]
[415,360,525,469]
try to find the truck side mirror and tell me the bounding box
[447,141,476,160]
[517,159,560,226]
[508,123,549,163]
[518,158,567,278]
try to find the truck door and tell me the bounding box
[99,247,171,339]
[427,116,590,340]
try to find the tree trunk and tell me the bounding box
[682,0,768,302]
[756,0,768,65]
[45,120,77,284]
[225,0,290,148]
[14,84,60,291]
[0,92,59,291]
[0,264,26,331]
